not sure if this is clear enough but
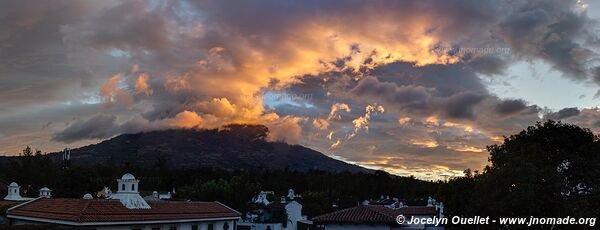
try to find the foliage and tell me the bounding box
[0,153,437,217]
[439,120,600,229]
[2,120,598,230]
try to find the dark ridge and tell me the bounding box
[40,124,369,173]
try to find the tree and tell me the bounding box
[441,120,600,230]
[484,121,600,218]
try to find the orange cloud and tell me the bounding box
[410,139,439,148]
[327,103,351,120]
[312,118,330,130]
[99,74,132,107]
[134,73,153,97]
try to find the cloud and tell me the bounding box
[2,0,600,179]
[492,0,600,82]
[52,114,120,143]
[349,76,485,120]
[352,104,385,134]
[468,56,511,76]
[545,107,581,120]
[495,99,529,115]
[312,118,329,130]
[266,116,305,144]
[436,91,486,119]
[351,76,432,109]
[99,74,132,107]
[327,103,351,120]
[134,73,153,97]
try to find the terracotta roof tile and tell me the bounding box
[8,198,240,223]
[313,205,437,224]
[0,200,21,209]
[313,205,401,224]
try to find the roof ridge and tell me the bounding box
[215,201,241,215]
[6,197,43,212]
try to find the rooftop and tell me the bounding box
[0,200,21,209]
[120,173,136,180]
[313,205,436,225]
[7,198,240,225]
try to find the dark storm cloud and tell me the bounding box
[350,76,432,109]
[493,0,599,82]
[1,0,600,178]
[468,56,511,76]
[436,91,486,119]
[545,107,581,120]
[495,99,530,115]
[0,1,113,112]
[52,114,120,143]
[347,73,486,120]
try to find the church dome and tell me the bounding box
[9,182,18,187]
[121,173,136,180]
[40,187,51,191]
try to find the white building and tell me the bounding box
[6,173,241,230]
[314,196,444,230]
[238,189,312,230]
[3,182,33,201]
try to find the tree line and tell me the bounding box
[1,120,599,229]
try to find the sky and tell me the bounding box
[1,0,600,180]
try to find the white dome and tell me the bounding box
[9,182,18,187]
[83,193,94,199]
[121,173,136,180]
[39,187,51,191]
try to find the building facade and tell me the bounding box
[4,173,241,230]
[313,196,445,230]
[238,189,312,230]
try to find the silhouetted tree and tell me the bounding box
[440,120,600,230]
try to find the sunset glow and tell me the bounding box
[3,0,600,180]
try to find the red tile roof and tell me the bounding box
[313,205,437,225]
[7,198,240,224]
[0,200,21,210]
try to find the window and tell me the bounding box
[132,184,135,191]
[169,227,177,230]
[191,225,198,230]
[151,228,160,230]
[223,222,229,230]
[122,184,125,191]
[207,223,214,230]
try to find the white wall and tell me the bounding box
[284,201,302,230]
[13,219,236,230]
[237,222,284,230]
[322,224,391,230]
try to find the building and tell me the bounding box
[4,173,241,230]
[313,196,444,230]
[3,182,33,201]
[238,189,312,230]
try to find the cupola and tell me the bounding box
[111,173,150,209]
[4,182,26,201]
[39,187,52,198]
